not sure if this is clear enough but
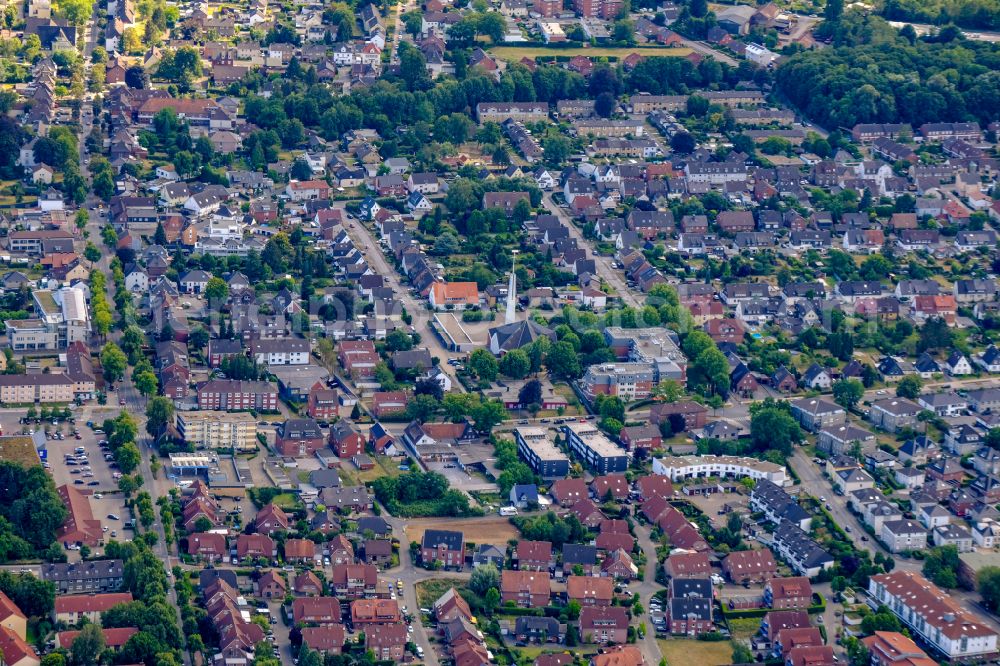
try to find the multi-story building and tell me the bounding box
[764,577,812,609]
[475,102,549,124]
[771,522,833,578]
[862,631,936,666]
[176,411,257,451]
[53,593,133,624]
[196,379,279,411]
[515,427,569,479]
[6,287,90,351]
[668,578,713,635]
[572,0,621,20]
[579,607,628,644]
[41,560,124,595]
[653,455,787,486]
[501,570,550,608]
[274,418,325,457]
[331,564,378,599]
[580,363,655,401]
[563,422,629,474]
[868,398,922,433]
[249,338,310,366]
[6,229,74,256]
[868,571,998,660]
[0,374,75,404]
[421,529,464,569]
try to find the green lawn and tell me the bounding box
[658,639,735,666]
[490,45,693,61]
[270,493,304,510]
[725,617,761,640]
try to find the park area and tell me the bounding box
[404,515,521,547]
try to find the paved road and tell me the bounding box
[788,449,882,555]
[788,449,1000,633]
[677,35,737,65]
[384,512,446,666]
[341,215,466,392]
[632,525,664,666]
[540,193,641,310]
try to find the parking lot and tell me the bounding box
[0,407,131,555]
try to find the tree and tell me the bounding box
[115,442,141,474]
[468,349,499,382]
[732,643,754,665]
[204,277,229,303]
[690,0,707,17]
[471,399,507,433]
[70,623,105,666]
[0,571,56,617]
[414,378,444,402]
[824,0,843,21]
[860,605,901,634]
[653,380,683,403]
[595,92,617,118]
[922,545,960,588]
[385,330,414,353]
[52,0,92,24]
[543,135,572,165]
[979,566,1000,612]
[145,397,175,438]
[500,349,531,379]
[405,394,440,422]
[545,340,582,379]
[860,254,892,281]
[518,379,542,407]
[670,131,695,154]
[750,405,803,456]
[484,587,500,615]
[83,243,101,265]
[918,317,952,352]
[125,65,149,89]
[832,379,864,410]
[134,369,158,397]
[469,562,499,596]
[896,375,922,399]
[101,343,128,384]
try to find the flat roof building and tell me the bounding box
[562,422,628,474]
[515,427,569,480]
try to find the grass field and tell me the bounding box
[725,617,761,640]
[338,455,405,486]
[404,516,521,546]
[490,46,694,61]
[416,578,470,609]
[658,639,734,666]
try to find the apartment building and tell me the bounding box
[196,379,279,411]
[7,287,90,351]
[868,571,998,660]
[563,422,629,474]
[41,561,124,595]
[653,455,787,485]
[515,427,569,479]
[176,411,257,451]
[0,374,75,404]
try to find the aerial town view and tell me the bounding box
[0,0,998,665]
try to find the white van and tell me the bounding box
[498,506,518,516]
